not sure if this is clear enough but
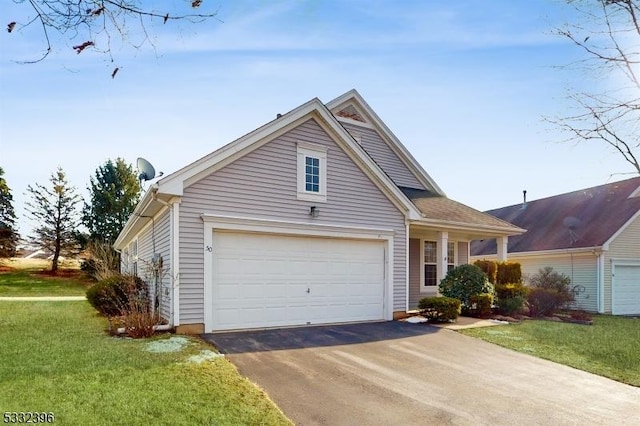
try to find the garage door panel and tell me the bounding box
[613,264,640,315]
[212,231,385,331]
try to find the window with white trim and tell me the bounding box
[128,240,138,276]
[297,142,327,202]
[122,248,129,272]
[423,240,457,288]
[447,241,456,272]
[424,241,437,287]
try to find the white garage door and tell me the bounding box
[212,231,386,331]
[613,264,640,315]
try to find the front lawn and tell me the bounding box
[0,269,90,296]
[461,315,640,386]
[0,302,291,425]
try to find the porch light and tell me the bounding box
[310,206,319,218]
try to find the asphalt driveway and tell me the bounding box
[203,322,640,425]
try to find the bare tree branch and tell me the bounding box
[550,0,640,175]
[8,1,222,72]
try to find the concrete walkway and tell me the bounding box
[430,316,512,330]
[404,315,512,330]
[0,296,86,301]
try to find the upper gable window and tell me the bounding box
[297,142,327,202]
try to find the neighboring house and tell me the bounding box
[114,90,523,333]
[471,177,640,315]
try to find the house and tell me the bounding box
[471,177,640,315]
[114,90,523,333]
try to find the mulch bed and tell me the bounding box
[490,311,593,325]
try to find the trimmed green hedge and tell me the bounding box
[495,282,528,315]
[417,296,461,322]
[469,293,493,318]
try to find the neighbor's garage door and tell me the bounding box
[211,231,386,331]
[612,264,640,315]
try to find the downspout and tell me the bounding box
[598,251,605,314]
[151,191,174,327]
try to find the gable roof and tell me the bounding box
[115,94,425,250]
[115,89,527,250]
[471,177,640,256]
[326,90,445,196]
[400,187,525,234]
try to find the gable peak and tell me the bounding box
[335,104,366,123]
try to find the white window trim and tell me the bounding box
[297,141,327,203]
[447,241,457,271]
[420,240,437,293]
[420,239,457,293]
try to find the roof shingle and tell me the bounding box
[471,177,640,256]
[400,187,522,231]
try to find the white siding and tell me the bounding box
[341,122,424,190]
[179,118,407,324]
[605,214,640,313]
[516,254,598,312]
[135,210,172,321]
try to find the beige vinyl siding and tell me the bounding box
[179,118,407,324]
[514,254,598,312]
[341,122,424,190]
[134,210,172,321]
[604,214,640,313]
[458,241,469,265]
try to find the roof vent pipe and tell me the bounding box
[522,190,527,210]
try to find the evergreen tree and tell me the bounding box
[0,167,19,257]
[83,158,141,244]
[26,167,81,273]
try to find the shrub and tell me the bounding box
[86,274,148,317]
[526,267,574,317]
[496,262,522,285]
[439,264,492,314]
[494,282,528,315]
[417,296,461,322]
[474,260,497,284]
[469,293,493,318]
[498,296,527,316]
[81,240,121,281]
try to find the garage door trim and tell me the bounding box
[611,258,640,315]
[202,214,395,332]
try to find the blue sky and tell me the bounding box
[0,0,635,236]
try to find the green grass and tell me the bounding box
[0,270,90,296]
[461,315,640,386]
[0,302,291,425]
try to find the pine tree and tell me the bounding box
[26,167,81,273]
[83,158,141,244]
[0,167,20,257]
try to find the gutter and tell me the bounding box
[410,218,525,236]
[113,184,159,251]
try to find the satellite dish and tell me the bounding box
[137,157,156,182]
[562,216,582,230]
[563,216,582,245]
